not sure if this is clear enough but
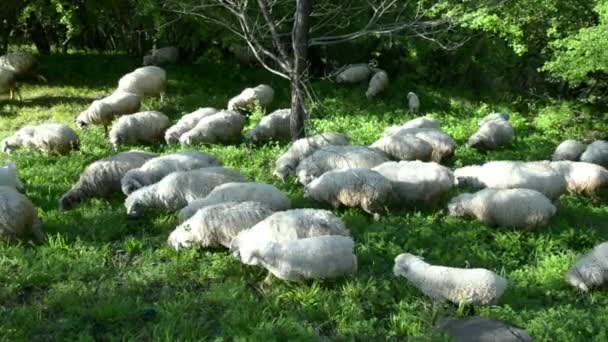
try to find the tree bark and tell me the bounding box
[289,0,312,140]
[26,13,50,55]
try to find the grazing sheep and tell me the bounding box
[335,64,372,84]
[274,132,350,182]
[179,110,246,146]
[407,92,420,113]
[370,134,433,161]
[117,66,167,100]
[385,127,456,163]
[373,161,454,204]
[365,70,389,99]
[109,111,171,149]
[0,161,24,191]
[143,46,179,66]
[231,208,350,265]
[76,90,142,134]
[437,316,532,342]
[124,167,247,216]
[454,160,567,200]
[250,235,357,282]
[178,182,290,223]
[59,151,157,211]
[580,140,608,168]
[0,52,46,81]
[566,242,608,291]
[244,108,291,144]
[304,168,393,218]
[296,145,389,185]
[552,139,587,161]
[2,123,80,155]
[121,151,222,195]
[468,113,514,150]
[550,161,608,197]
[0,186,44,242]
[0,67,20,100]
[447,188,557,229]
[164,107,219,144]
[393,253,508,306]
[384,117,440,136]
[227,84,274,113]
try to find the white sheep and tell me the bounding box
[244,108,291,144]
[552,139,587,161]
[393,253,508,306]
[0,52,46,81]
[370,134,433,161]
[296,145,389,185]
[124,167,247,216]
[143,46,179,66]
[179,110,246,146]
[59,151,158,211]
[384,117,440,136]
[117,66,167,100]
[230,208,350,266]
[407,92,420,113]
[0,161,24,191]
[550,161,608,197]
[383,127,455,163]
[0,186,43,242]
[335,64,371,84]
[76,90,142,135]
[468,113,514,150]
[566,242,608,291]
[365,70,389,99]
[164,107,219,144]
[109,111,171,149]
[177,182,290,223]
[580,140,608,168]
[2,123,80,155]
[121,151,222,195]
[227,84,274,113]
[447,188,557,229]
[373,161,454,204]
[274,132,349,182]
[168,201,275,250]
[0,67,20,100]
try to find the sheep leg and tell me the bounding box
[104,125,109,137]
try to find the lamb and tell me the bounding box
[179,110,246,146]
[0,161,24,191]
[76,90,142,134]
[295,145,389,185]
[580,140,608,168]
[2,123,80,155]
[59,151,158,211]
[164,107,219,144]
[372,161,454,204]
[335,64,372,84]
[168,201,275,251]
[273,132,350,182]
[370,134,433,161]
[447,188,557,229]
[124,167,247,216]
[117,66,167,100]
[393,253,508,306]
[227,84,274,113]
[178,182,290,223]
[0,186,44,242]
[550,161,608,197]
[0,67,20,100]
[143,46,179,66]
[0,52,46,82]
[407,92,420,113]
[566,242,608,291]
[230,208,350,265]
[365,70,389,99]
[437,316,532,342]
[383,116,440,136]
[468,113,514,150]
[109,111,171,149]
[248,235,357,282]
[244,108,291,144]
[552,139,587,161]
[121,151,222,195]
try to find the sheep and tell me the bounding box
[2,123,80,155]
[437,316,532,342]
[0,186,44,242]
[0,52,46,82]
[393,253,508,306]
[164,107,219,144]
[244,108,291,144]
[295,145,389,185]
[566,242,608,291]
[76,90,142,135]
[274,132,350,182]
[143,46,179,66]
[468,113,514,150]
[121,151,222,195]
[372,161,454,204]
[335,64,372,84]
[178,182,290,223]
[552,139,587,161]
[124,167,247,217]
[407,92,420,113]
[228,45,258,65]
[384,127,456,163]
[0,67,20,100]
[370,134,433,161]
[59,151,158,211]
[383,117,440,136]
[179,110,246,146]
[580,140,608,168]
[0,161,24,191]
[168,201,275,251]
[550,161,608,197]
[117,66,167,100]
[230,208,350,266]
[304,168,394,219]
[365,70,389,99]
[109,111,171,149]
[454,160,568,200]
[249,235,357,282]
[227,84,274,113]
[447,188,557,229]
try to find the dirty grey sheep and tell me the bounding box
[580,140,608,168]
[468,113,514,150]
[370,134,433,161]
[109,111,171,149]
[0,67,20,100]
[335,64,372,84]
[76,90,142,134]
[244,108,291,144]
[566,242,608,291]
[0,52,46,82]
[164,107,219,144]
[2,123,80,155]
[552,139,587,161]
[550,161,608,197]
[365,70,389,99]
[437,316,532,342]
[179,110,246,146]
[0,186,44,242]
[143,46,179,66]
[383,116,440,136]
[0,161,24,191]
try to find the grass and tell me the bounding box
[1,52,608,341]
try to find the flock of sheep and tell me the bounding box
[1,48,608,338]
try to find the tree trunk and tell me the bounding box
[289,0,312,140]
[26,13,50,55]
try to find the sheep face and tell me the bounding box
[273,163,293,183]
[566,270,591,292]
[75,115,88,129]
[121,172,147,195]
[109,133,124,150]
[59,193,79,211]
[125,196,144,217]
[447,194,473,217]
[167,225,195,251]
[393,253,424,274]
[2,139,14,154]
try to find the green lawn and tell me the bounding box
[1,53,607,341]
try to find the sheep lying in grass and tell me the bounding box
[124,167,247,216]
[178,182,290,223]
[121,151,222,195]
[179,110,246,146]
[407,92,420,113]
[384,116,440,136]
[227,84,274,113]
[244,108,291,144]
[566,242,608,291]
[296,145,389,185]
[552,139,587,161]
[274,132,349,182]
[335,64,371,84]
[437,316,532,342]
[384,127,455,163]
[468,113,514,150]
[59,151,158,211]
[393,253,508,306]
[143,46,179,66]
[550,161,608,197]
[109,111,170,149]
[117,66,167,100]
[0,67,20,100]
[0,186,43,242]
[370,134,433,161]
[231,208,350,266]
[0,161,24,191]
[447,188,557,229]
[0,52,46,82]
[164,107,219,144]
[76,90,141,135]
[2,123,80,155]
[366,70,389,99]
[581,140,608,168]
[169,201,275,251]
